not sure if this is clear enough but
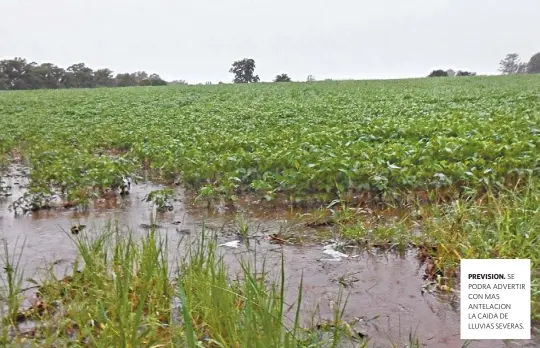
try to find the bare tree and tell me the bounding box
[498,53,528,74]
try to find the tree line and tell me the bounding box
[1,52,539,90]
[233,53,540,84]
[428,52,540,77]
[0,57,167,90]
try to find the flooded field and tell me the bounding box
[2,164,538,347]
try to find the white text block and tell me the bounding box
[461,259,531,339]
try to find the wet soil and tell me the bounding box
[1,165,539,347]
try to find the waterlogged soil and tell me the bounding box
[1,166,539,347]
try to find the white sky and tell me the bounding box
[1,0,539,83]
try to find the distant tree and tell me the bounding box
[0,58,37,89]
[205,81,212,85]
[218,81,225,84]
[67,63,95,88]
[428,69,449,77]
[0,69,7,90]
[307,75,316,82]
[115,73,138,87]
[117,71,155,86]
[94,68,115,87]
[60,72,78,88]
[446,69,456,77]
[33,63,66,89]
[152,79,167,86]
[229,58,260,83]
[526,52,540,74]
[498,53,528,74]
[456,70,477,76]
[0,56,167,90]
[170,80,188,85]
[148,73,167,86]
[130,71,147,84]
[274,73,291,82]
[19,61,43,89]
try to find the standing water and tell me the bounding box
[1,165,538,347]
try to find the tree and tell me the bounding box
[428,69,448,77]
[0,58,37,90]
[274,73,291,82]
[20,61,43,89]
[170,80,188,85]
[133,71,148,82]
[0,69,7,90]
[229,58,260,83]
[0,56,169,90]
[94,68,115,87]
[67,63,95,88]
[60,72,78,88]
[456,70,477,76]
[446,69,456,77]
[306,75,316,82]
[148,73,167,86]
[526,52,540,74]
[115,73,138,87]
[33,63,66,89]
[498,53,528,74]
[139,79,152,86]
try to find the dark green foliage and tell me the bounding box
[274,73,292,82]
[0,57,167,90]
[148,74,167,86]
[94,69,116,87]
[456,70,476,77]
[229,58,260,83]
[527,52,540,74]
[115,73,139,87]
[428,70,448,77]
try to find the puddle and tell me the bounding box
[1,165,539,347]
[217,244,539,348]
[0,165,194,281]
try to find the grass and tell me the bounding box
[0,224,361,347]
[421,179,540,319]
[0,238,26,344]
[327,178,540,320]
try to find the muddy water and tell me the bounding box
[0,167,194,280]
[1,167,538,347]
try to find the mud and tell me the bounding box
[1,165,539,347]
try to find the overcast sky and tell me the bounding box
[1,0,539,83]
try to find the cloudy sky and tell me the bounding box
[1,0,539,83]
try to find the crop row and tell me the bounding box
[0,76,539,206]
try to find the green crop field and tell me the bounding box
[1,75,539,206]
[1,75,539,345]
